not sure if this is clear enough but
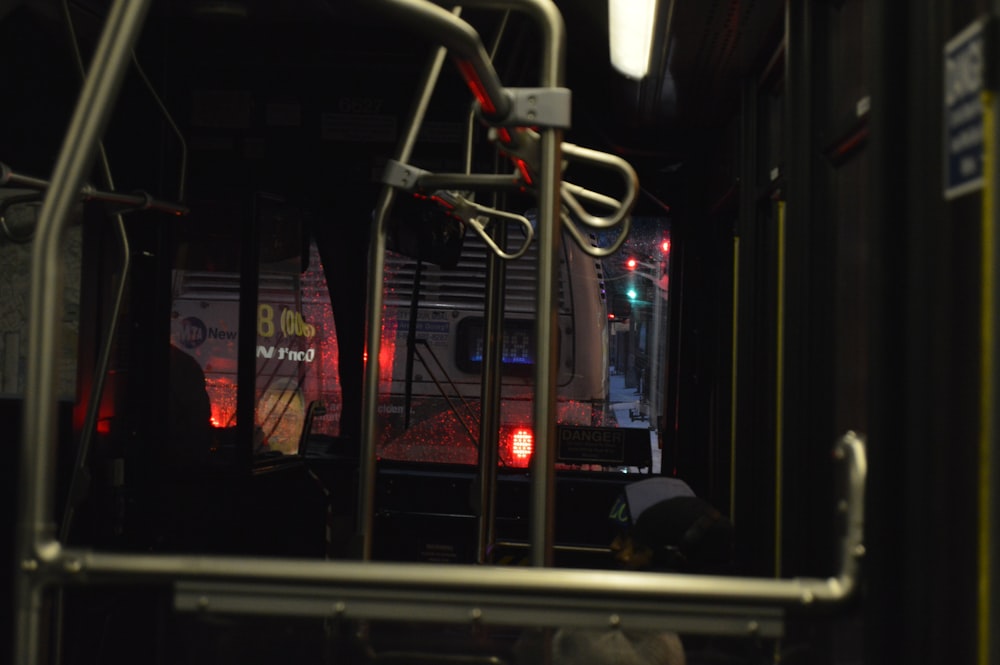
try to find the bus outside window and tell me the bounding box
[169,219,617,466]
[170,237,344,456]
[376,225,613,468]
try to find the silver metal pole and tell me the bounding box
[14,2,152,664]
[530,127,562,566]
[418,0,566,568]
[466,0,567,570]
[649,261,663,436]
[477,217,506,562]
[492,0,566,569]
[475,12,510,566]
[360,10,456,559]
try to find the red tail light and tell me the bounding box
[510,427,534,466]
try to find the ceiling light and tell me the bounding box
[608,0,659,79]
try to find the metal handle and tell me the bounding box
[560,141,639,230]
[557,142,638,257]
[433,190,535,260]
[489,128,638,257]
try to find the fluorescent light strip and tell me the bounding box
[608,0,659,79]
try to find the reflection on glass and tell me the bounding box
[170,239,345,456]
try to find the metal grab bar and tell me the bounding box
[14,3,154,664]
[560,141,638,231]
[487,128,637,257]
[0,162,188,216]
[560,208,631,258]
[361,24,454,563]
[384,132,638,260]
[14,432,865,640]
[364,0,567,567]
[432,190,535,260]
[495,129,638,231]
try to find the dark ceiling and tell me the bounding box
[14,0,782,124]
[3,0,784,200]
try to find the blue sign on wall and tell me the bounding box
[944,18,987,200]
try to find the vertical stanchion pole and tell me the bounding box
[979,40,998,663]
[730,235,740,521]
[522,0,565,569]
[476,13,510,566]
[649,260,663,435]
[15,2,152,663]
[360,37,452,559]
[774,199,786,578]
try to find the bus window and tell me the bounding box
[170,231,344,457]
[374,227,612,468]
[169,203,666,471]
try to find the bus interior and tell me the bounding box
[14,0,977,663]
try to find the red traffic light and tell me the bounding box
[661,239,671,254]
[626,257,638,270]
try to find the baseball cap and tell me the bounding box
[608,477,696,530]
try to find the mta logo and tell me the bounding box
[179,317,207,349]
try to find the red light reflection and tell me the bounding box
[456,60,497,116]
[205,377,237,429]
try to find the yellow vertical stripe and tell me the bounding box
[775,200,786,578]
[730,236,740,523]
[979,88,995,665]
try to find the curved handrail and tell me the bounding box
[561,208,631,258]
[560,141,639,231]
[432,190,535,260]
[489,128,638,257]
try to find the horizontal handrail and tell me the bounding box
[17,431,865,639]
[0,162,188,216]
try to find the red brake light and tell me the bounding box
[511,427,534,463]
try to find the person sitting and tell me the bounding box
[607,476,735,574]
